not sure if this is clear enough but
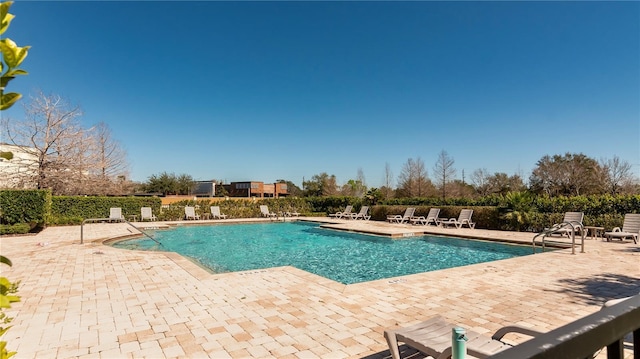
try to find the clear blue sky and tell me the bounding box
[4,1,639,188]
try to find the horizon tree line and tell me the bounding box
[2,93,637,198]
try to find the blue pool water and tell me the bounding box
[113,222,539,284]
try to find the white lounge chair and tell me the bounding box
[109,207,124,222]
[286,209,300,217]
[604,213,640,244]
[548,211,584,237]
[384,315,542,359]
[140,207,157,221]
[260,205,278,218]
[410,208,440,226]
[388,208,415,224]
[439,209,475,229]
[210,206,227,219]
[184,206,200,220]
[350,206,371,220]
[329,205,353,219]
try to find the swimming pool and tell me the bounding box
[113,221,540,284]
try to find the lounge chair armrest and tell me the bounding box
[612,227,621,232]
[491,325,543,341]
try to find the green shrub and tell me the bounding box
[371,205,500,229]
[0,223,31,235]
[0,190,51,229]
[50,196,162,222]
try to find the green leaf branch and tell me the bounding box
[0,1,29,111]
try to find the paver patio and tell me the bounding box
[1,218,638,358]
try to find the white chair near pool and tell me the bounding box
[410,208,440,226]
[109,207,124,222]
[210,206,227,219]
[184,206,200,220]
[350,206,370,220]
[260,205,277,218]
[439,209,475,229]
[140,207,157,221]
[329,205,353,219]
[388,208,415,224]
[604,213,640,244]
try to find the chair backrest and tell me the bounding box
[563,212,584,225]
[211,206,222,216]
[427,208,440,219]
[141,207,152,218]
[622,213,640,233]
[110,207,122,219]
[185,206,196,217]
[343,205,353,214]
[403,208,416,218]
[358,206,369,215]
[458,209,473,221]
[260,205,270,215]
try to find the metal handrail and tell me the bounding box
[532,221,585,254]
[81,217,161,245]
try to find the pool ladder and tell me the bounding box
[81,217,161,246]
[532,221,585,254]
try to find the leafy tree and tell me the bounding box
[341,169,367,197]
[143,172,195,195]
[489,173,526,196]
[303,172,338,196]
[176,173,195,195]
[214,181,229,197]
[530,153,603,196]
[433,150,456,200]
[277,179,302,197]
[397,157,433,197]
[365,187,382,205]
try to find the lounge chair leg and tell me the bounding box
[383,331,402,359]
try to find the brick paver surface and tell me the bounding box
[1,218,638,358]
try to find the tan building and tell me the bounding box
[0,143,38,189]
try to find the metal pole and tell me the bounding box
[452,327,467,359]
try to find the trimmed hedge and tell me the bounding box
[50,196,162,225]
[156,197,314,221]
[0,191,637,232]
[0,189,51,230]
[371,205,500,229]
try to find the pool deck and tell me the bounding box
[1,217,638,358]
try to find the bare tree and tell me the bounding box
[381,162,394,199]
[433,150,456,200]
[3,91,85,193]
[397,157,432,197]
[2,92,130,195]
[85,122,129,194]
[471,168,491,196]
[600,156,636,195]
